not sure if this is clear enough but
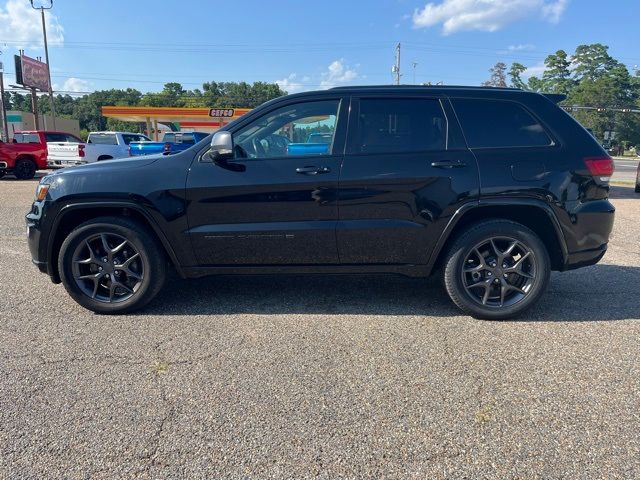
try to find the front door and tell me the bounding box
[186,97,348,266]
[337,96,479,265]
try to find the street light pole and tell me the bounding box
[31,0,56,130]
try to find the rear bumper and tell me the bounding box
[561,199,615,270]
[47,158,88,168]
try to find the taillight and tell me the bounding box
[584,157,614,178]
[78,144,85,158]
[163,143,171,154]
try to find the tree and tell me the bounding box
[482,62,508,87]
[508,63,528,89]
[542,50,574,94]
[572,43,618,81]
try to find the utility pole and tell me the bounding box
[31,0,56,130]
[412,61,418,85]
[0,61,9,141]
[31,87,40,130]
[392,42,402,85]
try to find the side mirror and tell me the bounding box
[208,131,233,161]
[206,130,245,172]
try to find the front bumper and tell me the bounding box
[26,201,54,279]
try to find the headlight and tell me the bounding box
[35,184,50,201]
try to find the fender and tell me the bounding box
[425,197,569,272]
[47,201,186,281]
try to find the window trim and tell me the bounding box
[449,96,558,150]
[346,96,450,156]
[199,96,349,163]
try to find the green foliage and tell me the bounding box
[508,63,528,90]
[3,81,285,133]
[501,43,640,145]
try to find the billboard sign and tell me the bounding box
[14,55,50,91]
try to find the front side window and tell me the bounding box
[452,98,553,148]
[233,100,339,159]
[354,98,447,154]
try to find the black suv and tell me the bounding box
[26,86,615,319]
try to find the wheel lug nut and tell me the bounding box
[494,278,500,283]
[487,272,492,276]
[98,267,102,271]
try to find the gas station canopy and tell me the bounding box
[101,106,252,138]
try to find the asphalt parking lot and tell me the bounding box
[1,177,639,479]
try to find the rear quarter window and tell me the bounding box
[13,133,40,143]
[87,134,118,145]
[452,98,553,148]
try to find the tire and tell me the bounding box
[443,219,551,320]
[0,170,5,179]
[97,156,113,161]
[58,216,167,314]
[14,158,36,180]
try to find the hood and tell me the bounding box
[48,155,162,177]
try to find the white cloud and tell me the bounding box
[508,43,536,52]
[320,59,358,88]
[0,0,64,49]
[412,0,569,34]
[275,73,305,94]
[521,62,546,78]
[55,77,91,92]
[276,60,359,93]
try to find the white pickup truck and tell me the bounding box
[47,131,150,168]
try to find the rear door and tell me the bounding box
[337,95,478,265]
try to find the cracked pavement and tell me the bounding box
[1,178,639,478]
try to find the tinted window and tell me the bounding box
[45,133,80,143]
[13,133,40,143]
[452,98,552,148]
[233,100,339,158]
[163,133,196,145]
[87,134,118,145]
[122,134,149,145]
[355,98,446,154]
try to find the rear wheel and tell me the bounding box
[58,217,167,313]
[14,158,36,180]
[443,220,550,320]
[97,155,113,161]
[0,170,5,179]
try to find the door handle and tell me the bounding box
[430,160,467,169]
[295,166,331,175]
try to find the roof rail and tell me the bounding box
[329,84,523,91]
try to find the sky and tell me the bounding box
[0,0,639,96]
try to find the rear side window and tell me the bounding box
[88,134,118,145]
[121,134,149,145]
[354,98,446,154]
[13,133,40,143]
[452,98,552,148]
[45,133,80,143]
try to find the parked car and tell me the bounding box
[26,85,615,319]
[0,130,78,179]
[128,131,209,157]
[48,131,150,168]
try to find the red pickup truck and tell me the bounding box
[0,131,82,180]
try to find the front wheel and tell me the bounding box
[58,217,167,313]
[443,220,550,320]
[14,158,36,180]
